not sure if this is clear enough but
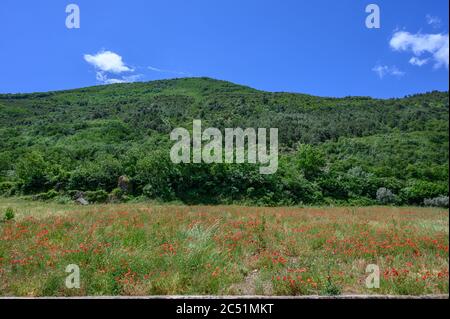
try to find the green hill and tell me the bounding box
[0,77,448,206]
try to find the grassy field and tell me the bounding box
[0,198,448,297]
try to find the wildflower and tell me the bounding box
[212,267,220,277]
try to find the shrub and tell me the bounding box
[3,207,15,221]
[376,188,397,205]
[108,188,132,203]
[424,196,449,208]
[344,167,376,198]
[321,278,342,296]
[0,182,16,196]
[68,155,123,191]
[400,181,448,205]
[348,196,376,206]
[85,190,109,203]
[15,151,51,193]
[33,190,59,201]
[135,152,177,200]
[319,172,350,200]
[68,190,83,199]
[295,144,325,180]
[54,195,72,205]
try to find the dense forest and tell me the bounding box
[0,77,448,206]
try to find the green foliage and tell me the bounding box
[68,154,123,191]
[295,144,325,180]
[110,187,132,203]
[0,78,448,206]
[400,181,448,205]
[321,277,342,296]
[3,207,15,221]
[0,182,16,196]
[15,151,51,193]
[136,151,177,200]
[84,190,109,203]
[33,190,59,201]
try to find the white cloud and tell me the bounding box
[148,66,191,76]
[426,14,442,28]
[95,71,143,85]
[123,74,144,82]
[390,67,405,77]
[372,65,405,79]
[95,72,125,84]
[148,66,165,72]
[409,57,429,66]
[84,50,144,84]
[84,51,191,85]
[84,50,132,74]
[390,31,449,69]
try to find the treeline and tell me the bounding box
[0,78,448,206]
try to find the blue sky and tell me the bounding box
[0,0,448,98]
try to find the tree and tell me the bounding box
[376,188,396,205]
[295,144,325,180]
[15,151,50,193]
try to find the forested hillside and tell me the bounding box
[0,78,448,206]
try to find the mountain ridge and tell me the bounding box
[0,77,448,101]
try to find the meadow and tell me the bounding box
[0,198,448,297]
